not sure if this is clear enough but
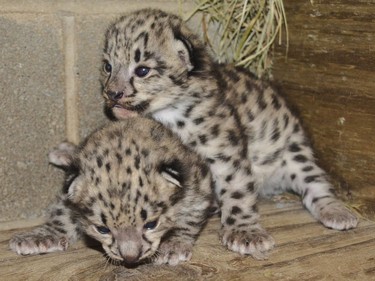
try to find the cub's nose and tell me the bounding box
[122,253,141,265]
[106,91,124,101]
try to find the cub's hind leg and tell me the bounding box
[280,133,358,230]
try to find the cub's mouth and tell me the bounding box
[106,101,149,119]
[106,102,139,119]
[112,104,139,119]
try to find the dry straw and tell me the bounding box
[185,0,288,77]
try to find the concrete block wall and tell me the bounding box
[0,0,196,223]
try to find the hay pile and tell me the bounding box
[185,0,288,77]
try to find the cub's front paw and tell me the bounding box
[153,240,193,266]
[318,202,358,230]
[221,226,275,260]
[9,232,68,255]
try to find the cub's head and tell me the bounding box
[54,118,212,264]
[101,9,211,119]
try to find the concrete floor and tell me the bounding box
[1,199,374,281]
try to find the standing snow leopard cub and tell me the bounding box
[101,9,358,259]
[10,118,213,265]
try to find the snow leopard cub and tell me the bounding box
[9,118,213,265]
[101,9,358,259]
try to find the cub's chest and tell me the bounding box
[152,103,200,139]
[153,106,186,126]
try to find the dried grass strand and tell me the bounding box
[185,0,288,77]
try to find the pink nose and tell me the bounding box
[122,253,141,264]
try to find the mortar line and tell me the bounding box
[63,15,80,144]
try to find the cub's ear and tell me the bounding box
[48,142,78,170]
[49,141,83,197]
[159,159,185,188]
[65,174,80,198]
[174,35,194,72]
[62,161,81,195]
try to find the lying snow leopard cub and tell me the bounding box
[10,118,213,265]
[101,9,358,259]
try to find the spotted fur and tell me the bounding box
[9,118,213,265]
[101,9,358,259]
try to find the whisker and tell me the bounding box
[103,253,112,270]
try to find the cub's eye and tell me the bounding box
[144,220,158,230]
[103,61,112,74]
[96,226,111,235]
[134,66,150,78]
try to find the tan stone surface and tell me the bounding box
[0,13,65,221]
